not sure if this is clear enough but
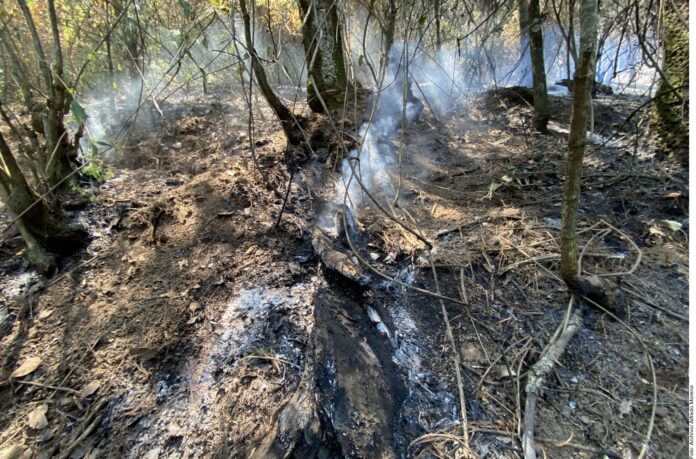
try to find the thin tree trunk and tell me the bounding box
[560,0,598,287]
[434,0,442,50]
[567,0,577,80]
[0,180,54,273]
[239,0,303,146]
[519,0,531,85]
[0,132,85,265]
[382,0,397,72]
[15,0,78,187]
[298,0,349,113]
[528,0,550,132]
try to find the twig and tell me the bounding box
[522,297,583,459]
[593,219,642,278]
[536,436,622,457]
[499,253,560,274]
[275,170,294,227]
[399,208,471,452]
[13,379,79,395]
[436,217,484,238]
[580,295,657,459]
[622,286,688,322]
[56,399,107,459]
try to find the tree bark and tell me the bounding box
[518,0,531,85]
[652,0,689,165]
[528,0,550,132]
[239,0,303,146]
[13,0,80,187]
[560,0,597,287]
[298,0,349,113]
[0,180,55,273]
[434,0,442,50]
[0,132,85,267]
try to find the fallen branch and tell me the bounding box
[522,297,583,459]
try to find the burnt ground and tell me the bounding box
[0,89,688,458]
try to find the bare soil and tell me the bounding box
[0,90,688,458]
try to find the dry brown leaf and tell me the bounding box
[27,405,48,429]
[11,357,42,378]
[37,309,53,320]
[79,381,101,398]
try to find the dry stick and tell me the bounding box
[392,37,410,208]
[499,253,560,275]
[13,379,80,395]
[49,336,103,402]
[621,286,688,322]
[56,399,107,459]
[275,170,294,227]
[458,267,469,305]
[513,224,657,459]
[401,209,470,450]
[593,219,642,277]
[516,344,532,439]
[581,295,657,459]
[577,227,611,274]
[522,297,583,459]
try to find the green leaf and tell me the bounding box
[86,52,96,62]
[70,98,87,124]
[662,220,683,232]
[178,0,191,18]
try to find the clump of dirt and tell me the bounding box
[0,89,688,458]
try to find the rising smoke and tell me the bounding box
[337,42,465,211]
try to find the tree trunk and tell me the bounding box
[298,0,349,113]
[560,0,597,287]
[528,0,550,132]
[652,0,689,165]
[107,0,141,79]
[566,0,577,80]
[0,132,85,270]
[434,0,442,50]
[381,0,397,75]
[0,180,55,273]
[239,0,303,146]
[518,0,532,86]
[13,0,80,188]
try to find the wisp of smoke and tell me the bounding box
[337,42,463,211]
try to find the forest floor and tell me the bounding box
[0,88,689,458]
